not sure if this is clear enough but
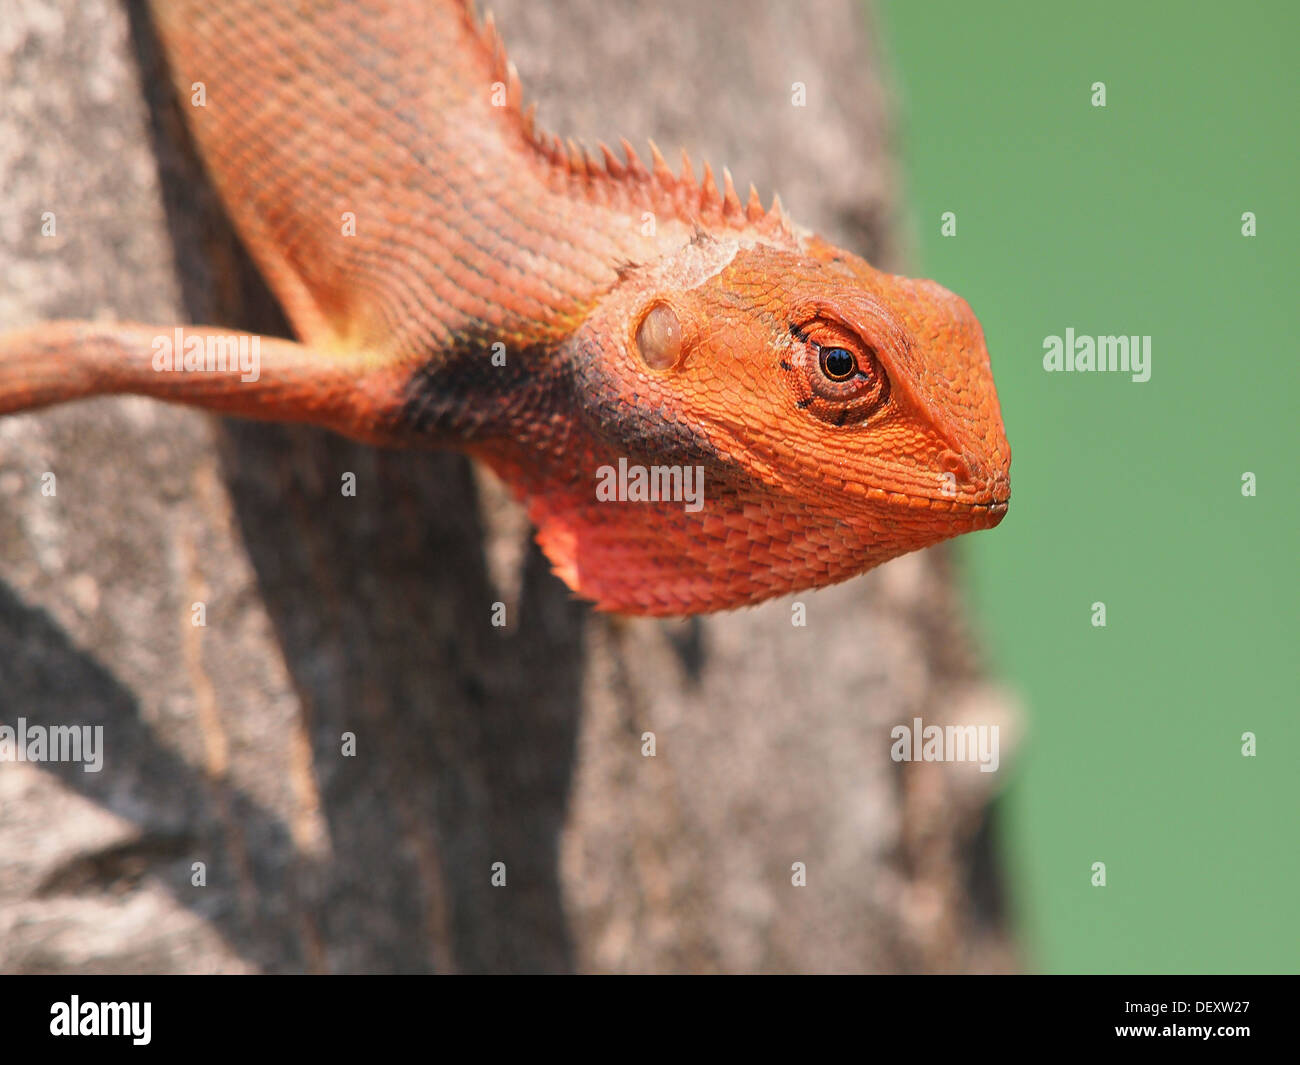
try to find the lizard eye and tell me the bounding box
[784,319,890,426]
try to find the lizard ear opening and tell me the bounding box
[634,301,684,371]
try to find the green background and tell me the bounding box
[877,0,1298,973]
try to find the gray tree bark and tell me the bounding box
[0,0,1017,973]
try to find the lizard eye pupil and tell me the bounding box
[820,347,857,381]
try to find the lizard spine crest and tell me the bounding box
[463,1,796,242]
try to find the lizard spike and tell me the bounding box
[700,162,720,213]
[599,141,625,179]
[722,167,743,218]
[678,148,697,193]
[621,137,649,180]
[769,191,787,222]
[470,4,555,159]
[647,139,674,187]
[505,60,523,108]
[566,138,585,175]
[471,0,768,234]
[482,10,504,68]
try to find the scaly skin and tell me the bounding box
[0,0,1010,616]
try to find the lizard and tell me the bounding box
[0,0,1010,617]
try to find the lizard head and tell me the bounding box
[508,230,1010,616]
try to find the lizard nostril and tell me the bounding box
[939,450,970,482]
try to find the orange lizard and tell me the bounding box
[0,0,1009,616]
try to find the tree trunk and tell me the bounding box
[0,0,1017,973]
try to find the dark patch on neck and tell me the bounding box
[566,334,741,480]
[396,328,565,443]
[395,328,746,496]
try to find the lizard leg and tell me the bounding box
[0,321,414,446]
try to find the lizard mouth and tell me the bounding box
[912,495,1008,528]
[969,498,1009,528]
[911,495,1008,510]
